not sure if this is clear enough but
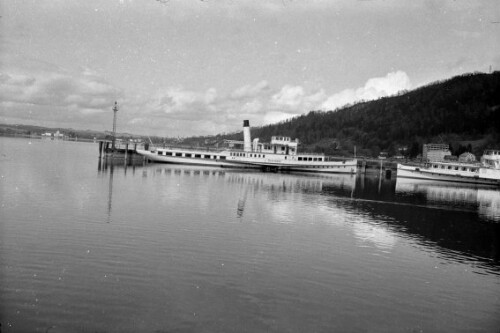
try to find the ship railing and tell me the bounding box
[152,144,228,153]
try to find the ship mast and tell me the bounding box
[112,101,118,150]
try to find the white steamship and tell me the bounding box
[136,120,357,174]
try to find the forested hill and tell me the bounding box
[224,71,500,157]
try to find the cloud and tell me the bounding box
[150,86,219,120]
[230,80,269,100]
[320,71,411,111]
[241,100,263,114]
[0,66,121,112]
[1,57,412,137]
[271,85,304,109]
[263,111,297,125]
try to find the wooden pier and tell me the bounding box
[98,140,146,165]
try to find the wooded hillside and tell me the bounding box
[222,71,500,157]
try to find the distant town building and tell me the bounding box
[378,152,388,159]
[41,130,63,139]
[458,152,476,163]
[423,143,451,162]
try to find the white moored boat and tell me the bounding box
[226,121,356,173]
[135,147,251,168]
[136,120,357,174]
[396,149,500,186]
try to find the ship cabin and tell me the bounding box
[481,150,500,169]
[428,162,480,174]
[252,136,299,155]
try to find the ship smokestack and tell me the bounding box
[243,120,251,152]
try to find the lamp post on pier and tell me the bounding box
[112,101,118,150]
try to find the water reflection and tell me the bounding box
[97,158,143,222]
[97,163,500,272]
[396,178,500,221]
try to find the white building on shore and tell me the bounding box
[423,143,451,162]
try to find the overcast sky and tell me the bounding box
[1,0,499,137]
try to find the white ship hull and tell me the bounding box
[397,163,500,186]
[136,120,358,174]
[136,149,253,168]
[229,155,357,174]
[137,148,357,173]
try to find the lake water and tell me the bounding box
[1,137,499,333]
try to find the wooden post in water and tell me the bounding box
[98,141,103,158]
[125,143,129,165]
[112,101,118,151]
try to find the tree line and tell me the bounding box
[220,71,500,158]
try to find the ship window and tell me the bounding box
[195,154,201,158]
[447,166,452,169]
[204,155,211,159]
[461,167,466,171]
[309,157,313,161]
[220,156,226,160]
[298,157,303,161]
[454,166,458,170]
[166,152,172,156]
[186,154,192,158]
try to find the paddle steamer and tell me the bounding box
[137,120,357,174]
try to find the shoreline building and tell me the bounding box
[423,143,451,162]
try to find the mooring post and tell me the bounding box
[99,141,103,158]
[111,101,118,151]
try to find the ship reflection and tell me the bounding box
[98,164,500,270]
[395,178,500,221]
[97,158,141,223]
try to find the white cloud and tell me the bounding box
[151,86,219,120]
[271,85,305,109]
[0,58,413,137]
[320,71,411,111]
[0,67,121,111]
[230,80,269,100]
[263,111,296,125]
[241,100,263,114]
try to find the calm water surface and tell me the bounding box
[1,137,499,333]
